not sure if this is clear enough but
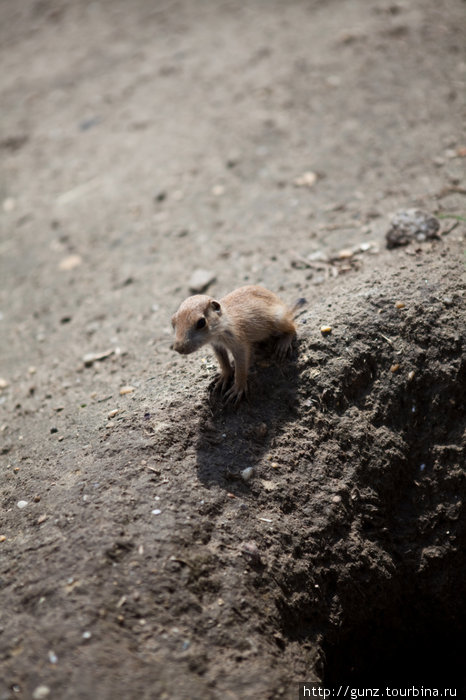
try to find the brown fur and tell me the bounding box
[171,285,297,404]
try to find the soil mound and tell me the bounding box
[1,254,464,698]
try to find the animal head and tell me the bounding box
[171,295,222,354]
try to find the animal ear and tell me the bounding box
[211,300,221,313]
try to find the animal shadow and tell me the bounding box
[195,340,301,489]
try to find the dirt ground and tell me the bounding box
[1,1,465,698]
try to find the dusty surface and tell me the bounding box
[1,0,465,698]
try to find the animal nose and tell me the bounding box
[172,341,185,354]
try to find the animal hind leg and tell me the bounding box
[274,316,296,360]
[274,331,295,360]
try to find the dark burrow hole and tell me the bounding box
[322,601,465,691]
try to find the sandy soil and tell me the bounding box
[1,1,465,698]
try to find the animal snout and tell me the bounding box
[172,341,188,354]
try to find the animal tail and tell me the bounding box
[291,297,307,318]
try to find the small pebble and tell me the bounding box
[359,241,372,251]
[308,250,328,262]
[82,631,92,640]
[79,116,100,131]
[151,509,162,515]
[37,514,47,524]
[17,500,28,509]
[188,268,216,294]
[320,325,332,335]
[58,254,82,271]
[83,349,114,367]
[211,184,225,196]
[108,409,119,419]
[271,462,279,469]
[293,171,317,188]
[390,363,400,373]
[120,385,135,395]
[241,467,255,482]
[408,370,415,381]
[332,495,342,503]
[326,74,342,87]
[3,197,16,212]
[338,248,353,259]
[0,378,9,390]
[0,535,6,542]
[32,686,51,700]
[386,209,440,249]
[395,301,405,309]
[241,541,262,565]
[48,650,58,664]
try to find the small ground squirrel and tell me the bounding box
[171,285,301,404]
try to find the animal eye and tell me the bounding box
[196,317,206,329]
